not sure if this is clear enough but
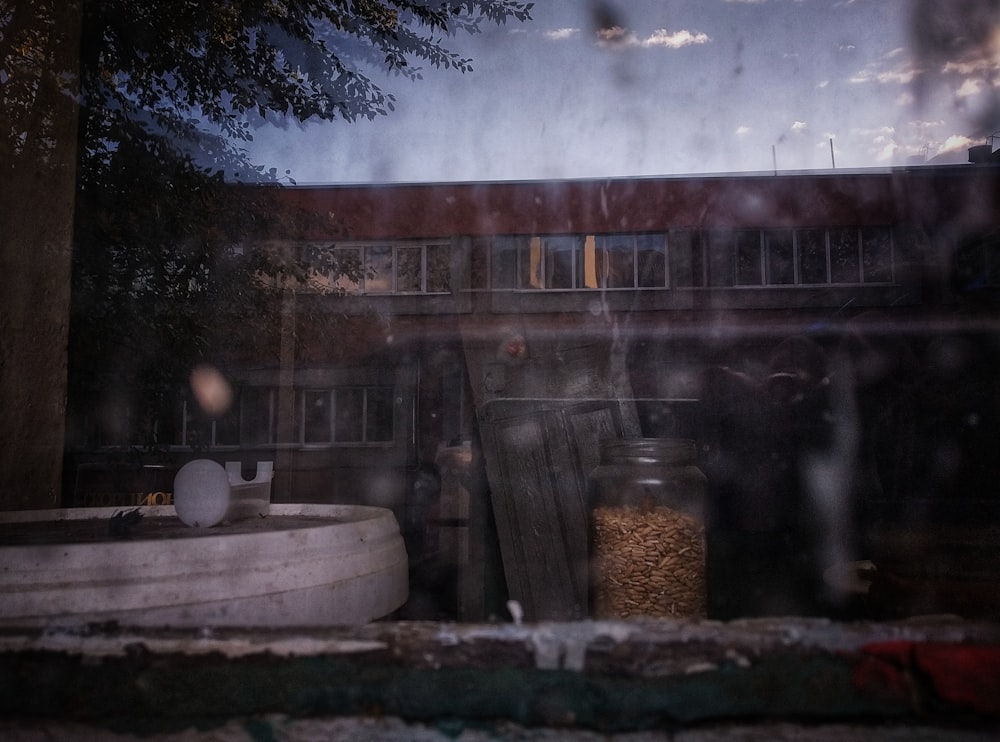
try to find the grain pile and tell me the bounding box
[591,505,706,619]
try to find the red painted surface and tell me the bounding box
[854,641,1000,715]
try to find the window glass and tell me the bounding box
[396,246,423,293]
[491,236,520,289]
[334,388,364,442]
[214,403,240,446]
[9,0,999,639]
[830,228,860,284]
[366,387,395,442]
[706,231,735,287]
[365,245,394,293]
[545,236,577,288]
[426,243,451,293]
[332,248,363,293]
[797,229,828,284]
[765,230,795,285]
[735,231,763,286]
[668,230,704,287]
[240,387,273,446]
[636,234,667,288]
[598,234,637,288]
[861,227,893,283]
[301,391,331,444]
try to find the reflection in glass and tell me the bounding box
[669,230,704,287]
[396,246,423,293]
[426,243,452,293]
[636,234,667,288]
[302,391,332,444]
[366,387,395,443]
[334,388,364,442]
[797,229,828,284]
[735,231,763,286]
[862,227,893,283]
[706,231,735,287]
[365,245,394,293]
[830,228,860,284]
[765,230,795,284]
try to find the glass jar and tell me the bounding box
[588,438,708,619]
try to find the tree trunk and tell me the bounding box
[0,1,82,510]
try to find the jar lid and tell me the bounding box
[599,437,696,465]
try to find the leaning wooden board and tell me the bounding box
[477,398,642,620]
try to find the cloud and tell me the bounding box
[850,63,921,85]
[545,28,580,41]
[594,26,710,50]
[942,58,996,76]
[852,125,896,135]
[938,134,977,154]
[735,125,751,136]
[871,141,899,162]
[955,78,985,98]
[791,120,808,133]
[642,29,711,49]
[850,47,922,85]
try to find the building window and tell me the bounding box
[862,227,894,283]
[596,234,668,288]
[765,230,795,284]
[797,229,829,284]
[489,228,893,291]
[179,387,275,449]
[952,229,1000,291]
[299,386,394,445]
[735,231,764,286]
[492,234,669,290]
[329,242,451,294]
[669,230,705,288]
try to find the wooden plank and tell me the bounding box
[478,398,641,620]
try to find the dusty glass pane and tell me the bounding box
[396,246,423,293]
[706,231,735,287]
[491,236,519,289]
[426,243,451,293]
[5,0,1000,635]
[735,231,763,286]
[365,245,394,293]
[861,227,893,283]
[239,388,273,447]
[545,236,577,288]
[765,230,795,285]
[797,229,828,284]
[830,228,860,284]
[669,230,703,288]
[636,234,666,288]
[599,235,637,288]
[334,388,364,442]
[332,248,363,293]
[302,391,331,444]
[366,387,395,442]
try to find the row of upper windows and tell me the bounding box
[292,227,894,296]
[485,227,895,291]
[187,386,395,448]
[75,386,396,450]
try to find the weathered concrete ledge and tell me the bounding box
[1,617,999,737]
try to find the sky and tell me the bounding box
[247,0,1000,185]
